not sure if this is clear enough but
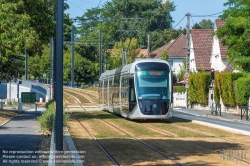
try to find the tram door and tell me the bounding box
[129,77,136,111]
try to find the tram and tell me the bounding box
[98,59,173,119]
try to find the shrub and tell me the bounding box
[173,86,186,93]
[216,72,242,107]
[235,74,250,106]
[189,73,210,105]
[37,103,55,132]
[37,102,69,133]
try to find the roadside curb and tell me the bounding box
[64,127,84,166]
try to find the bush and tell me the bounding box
[37,103,55,132]
[235,74,250,106]
[214,72,242,107]
[189,73,210,105]
[37,102,69,133]
[173,86,186,93]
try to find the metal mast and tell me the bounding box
[186,13,191,109]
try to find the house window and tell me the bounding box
[168,61,173,67]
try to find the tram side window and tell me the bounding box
[114,74,120,103]
[129,78,136,102]
[98,80,103,104]
[109,78,113,101]
[130,88,135,102]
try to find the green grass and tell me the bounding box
[73,111,130,138]
[92,111,166,137]
[64,89,92,103]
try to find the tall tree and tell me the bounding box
[192,19,213,29]
[77,0,175,54]
[0,0,56,81]
[215,0,250,72]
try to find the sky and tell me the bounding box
[65,0,228,28]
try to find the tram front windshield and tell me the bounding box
[135,70,170,100]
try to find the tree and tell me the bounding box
[215,0,250,72]
[29,55,42,79]
[192,23,202,29]
[150,29,185,51]
[76,0,176,57]
[107,37,140,69]
[177,59,186,81]
[161,50,169,61]
[0,0,56,81]
[192,19,213,29]
[74,54,99,84]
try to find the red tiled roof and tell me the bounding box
[137,49,148,58]
[215,19,225,29]
[191,29,214,71]
[223,63,233,72]
[215,19,228,59]
[151,34,187,58]
[219,41,228,59]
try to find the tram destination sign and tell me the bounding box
[21,92,36,104]
[139,71,166,76]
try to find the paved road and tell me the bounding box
[0,108,45,166]
[173,108,250,135]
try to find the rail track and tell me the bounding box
[63,90,184,166]
[135,121,250,165]
[63,88,250,165]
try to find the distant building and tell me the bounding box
[210,19,231,72]
[150,34,186,75]
[151,19,232,75]
[136,48,148,58]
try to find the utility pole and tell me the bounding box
[124,49,127,65]
[104,47,107,72]
[71,25,75,87]
[186,13,191,109]
[99,30,102,76]
[147,34,150,58]
[25,49,28,80]
[115,30,138,66]
[50,38,53,99]
[121,41,124,66]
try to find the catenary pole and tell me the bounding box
[186,13,191,109]
[99,30,102,76]
[55,0,63,151]
[50,38,53,99]
[147,34,150,58]
[25,49,28,80]
[71,25,74,87]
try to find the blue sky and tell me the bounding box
[65,0,228,28]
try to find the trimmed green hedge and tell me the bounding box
[189,73,210,105]
[214,72,242,107]
[189,72,249,107]
[173,86,186,93]
[235,74,250,106]
[37,102,69,133]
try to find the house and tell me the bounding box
[210,19,230,72]
[190,29,214,72]
[137,48,148,58]
[150,34,187,75]
[150,19,230,75]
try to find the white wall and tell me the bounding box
[0,80,51,104]
[173,92,186,107]
[189,35,197,72]
[169,58,184,75]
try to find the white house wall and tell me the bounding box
[189,35,197,72]
[169,58,184,75]
[211,35,227,72]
